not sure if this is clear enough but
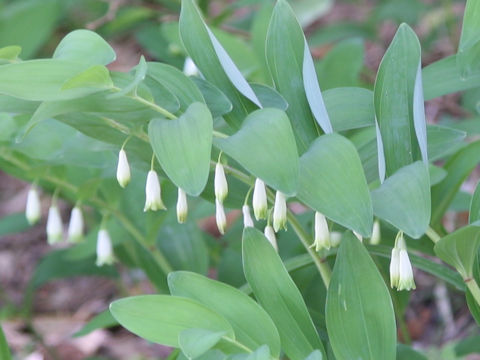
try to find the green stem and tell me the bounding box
[426,226,441,243]
[213,130,229,138]
[131,95,177,120]
[466,279,480,307]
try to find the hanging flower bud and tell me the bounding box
[214,162,228,203]
[183,57,199,76]
[264,225,278,251]
[312,212,330,251]
[242,205,254,228]
[353,231,363,242]
[26,186,41,225]
[176,188,188,224]
[252,178,267,220]
[273,191,287,232]
[116,149,131,188]
[46,205,63,244]
[215,199,227,235]
[389,247,400,288]
[144,170,166,212]
[67,206,84,243]
[96,228,114,266]
[370,219,381,245]
[330,231,342,247]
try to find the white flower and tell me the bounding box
[330,231,342,247]
[214,162,228,203]
[264,225,278,251]
[397,249,416,291]
[242,205,254,228]
[273,191,287,232]
[312,212,330,251]
[389,247,400,288]
[176,188,188,224]
[96,229,114,266]
[26,186,41,225]
[252,178,267,220]
[116,149,131,188]
[144,170,166,211]
[183,57,199,76]
[370,219,381,245]
[46,205,63,244]
[67,206,84,243]
[215,199,227,235]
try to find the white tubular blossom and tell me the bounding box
[144,170,166,212]
[242,205,254,228]
[264,225,278,251]
[116,149,131,188]
[96,229,114,266]
[46,205,63,244]
[176,188,188,224]
[312,212,330,251]
[215,199,227,235]
[214,162,228,203]
[183,57,199,76]
[273,191,287,232]
[26,186,41,225]
[369,219,381,245]
[252,178,267,220]
[67,206,84,243]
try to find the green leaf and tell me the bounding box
[326,233,396,360]
[249,84,287,111]
[371,161,430,238]
[148,102,212,196]
[0,324,11,360]
[110,56,147,98]
[110,295,234,347]
[0,213,29,236]
[469,181,480,224]
[0,45,21,61]
[434,223,480,279]
[454,335,480,357]
[179,0,254,128]
[423,55,480,100]
[323,87,374,131]
[73,310,118,338]
[266,0,320,153]
[214,108,298,196]
[179,329,225,359]
[242,227,326,360]
[53,29,116,66]
[191,77,233,118]
[228,345,270,360]
[427,124,466,161]
[374,23,426,178]
[396,344,427,360]
[431,140,480,226]
[61,65,113,90]
[168,271,281,357]
[0,60,111,101]
[298,134,373,237]
[457,0,480,77]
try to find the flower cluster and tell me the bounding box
[390,231,415,291]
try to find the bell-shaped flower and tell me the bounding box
[183,57,199,76]
[176,188,188,224]
[214,162,228,203]
[397,249,416,291]
[67,206,84,243]
[311,212,330,251]
[116,149,131,188]
[273,191,287,232]
[370,219,381,245]
[26,186,41,225]
[215,199,227,235]
[252,178,267,220]
[389,247,400,288]
[264,225,278,251]
[96,228,114,266]
[330,231,342,247]
[46,205,63,244]
[144,170,166,212]
[242,205,254,228]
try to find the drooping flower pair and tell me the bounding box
[390,231,415,291]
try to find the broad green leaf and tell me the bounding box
[266,0,320,153]
[191,77,233,118]
[374,23,426,178]
[297,134,373,237]
[457,0,480,77]
[326,233,396,360]
[0,324,11,360]
[249,83,288,111]
[53,29,116,66]
[228,345,270,360]
[242,227,326,360]
[397,344,427,360]
[431,140,480,226]
[110,56,147,98]
[0,45,21,61]
[470,181,480,224]
[251,5,274,85]
[290,0,333,27]
[148,102,212,196]
[168,271,281,357]
[179,0,255,128]
[371,161,430,238]
[147,62,204,112]
[434,223,480,279]
[0,213,29,236]
[110,295,234,347]
[454,335,480,357]
[429,165,447,186]
[214,108,298,196]
[427,124,466,161]
[61,65,113,90]
[179,329,225,359]
[323,87,374,131]
[73,310,118,338]
[423,55,480,100]
[0,60,109,101]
